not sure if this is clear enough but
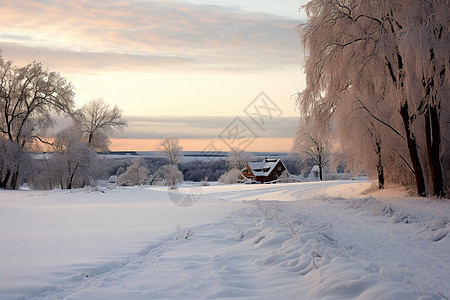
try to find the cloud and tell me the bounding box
[0,0,302,73]
[112,115,299,139]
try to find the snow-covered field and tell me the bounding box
[0,181,449,299]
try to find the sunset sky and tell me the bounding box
[0,0,308,152]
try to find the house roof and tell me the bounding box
[244,159,284,177]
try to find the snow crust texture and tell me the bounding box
[0,181,449,299]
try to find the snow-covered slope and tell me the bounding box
[0,181,448,299]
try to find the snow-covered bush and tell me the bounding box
[117,158,149,186]
[108,175,117,183]
[290,174,306,182]
[116,166,126,176]
[218,168,242,184]
[323,172,352,181]
[278,170,293,183]
[157,164,183,187]
[200,177,210,186]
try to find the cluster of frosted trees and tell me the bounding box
[116,137,184,187]
[295,0,448,196]
[0,54,126,189]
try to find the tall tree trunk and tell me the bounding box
[88,133,93,146]
[68,171,76,189]
[376,141,384,189]
[9,170,18,190]
[0,169,11,189]
[425,105,445,197]
[400,101,427,196]
[0,169,19,190]
[67,162,80,189]
[318,155,323,181]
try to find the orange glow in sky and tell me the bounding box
[0,0,307,152]
[110,137,294,153]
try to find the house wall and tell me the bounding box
[266,161,286,182]
[242,160,287,183]
[241,166,255,180]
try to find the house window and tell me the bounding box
[278,167,282,171]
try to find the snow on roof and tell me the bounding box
[246,159,281,177]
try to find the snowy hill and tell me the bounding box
[0,181,448,299]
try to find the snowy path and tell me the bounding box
[1,181,449,299]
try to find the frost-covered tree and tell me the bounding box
[117,158,149,186]
[226,148,254,170]
[158,137,183,187]
[296,0,449,196]
[340,118,385,189]
[159,137,183,165]
[0,137,33,189]
[30,127,105,189]
[75,98,127,152]
[156,164,183,187]
[398,0,448,196]
[0,54,74,189]
[293,118,330,181]
[278,170,291,183]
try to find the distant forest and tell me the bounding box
[107,155,314,182]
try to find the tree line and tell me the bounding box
[0,53,126,189]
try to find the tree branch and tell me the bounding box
[390,146,414,175]
[356,99,405,140]
[32,135,56,148]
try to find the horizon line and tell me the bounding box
[110,137,294,153]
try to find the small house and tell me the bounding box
[309,165,320,179]
[241,158,287,183]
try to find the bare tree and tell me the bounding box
[159,137,183,165]
[0,54,75,189]
[75,98,127,152]
[226,148,254,170]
